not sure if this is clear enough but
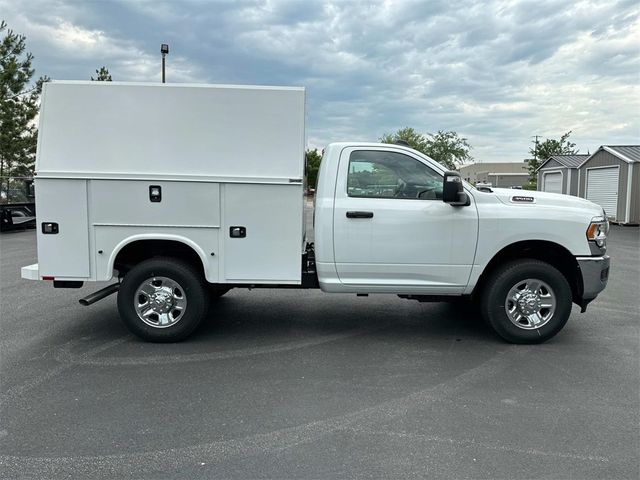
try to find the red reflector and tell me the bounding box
[42,276,55,281]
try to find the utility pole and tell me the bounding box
[531,135,541,162]
[161,44,169,83]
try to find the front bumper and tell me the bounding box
[576,255,610,310]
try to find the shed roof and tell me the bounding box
[603,146,640,163]
[576,145,640,168]
[537,154,589,171]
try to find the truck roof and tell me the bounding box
[324,142,446,173]
[36,81,305,183]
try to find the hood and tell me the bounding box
[489,188,604,215]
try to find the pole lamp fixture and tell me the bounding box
[161,44,169,83]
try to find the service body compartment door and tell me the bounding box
[36,179,90,278]
[223,183,303,283]
[90,180,221,283]
[333,147,478,293]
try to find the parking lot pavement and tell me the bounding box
[0,226,638,479]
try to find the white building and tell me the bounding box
[459,162,529,187]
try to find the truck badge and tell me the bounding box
[511,196,535,203]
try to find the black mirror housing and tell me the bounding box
[442,171,469,206]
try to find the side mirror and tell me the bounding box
[442,171,469,206]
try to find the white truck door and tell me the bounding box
[332,147,478,293]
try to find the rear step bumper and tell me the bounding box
[21,264,85,288]
[21,263,39,280]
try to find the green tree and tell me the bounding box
[380,127,427,152]
[0,20,48,201]
[305,148,322,190]
[527,131,578,185]
[380,128,472,170]
[91,66,112,81]
[423,130,472,170]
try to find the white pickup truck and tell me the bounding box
[22,81,610,344]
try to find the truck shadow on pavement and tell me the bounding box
[48,291,501,369]
[200,293,496,342]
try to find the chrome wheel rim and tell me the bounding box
[134,276,187,328]
[505,278,556,330]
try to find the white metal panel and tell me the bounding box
[331,147,478,293]
[586,167,619,218]
[36,179,90,278]
[223,184,302,283]
[94,226,219,282]
[91,180,220,227]
[37,81,305,181]
[465,187,605,294]
[543,171,563,194]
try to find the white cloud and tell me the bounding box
[1,0,638,161]
[0,1,205,83]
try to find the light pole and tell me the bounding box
[161,44,169,83]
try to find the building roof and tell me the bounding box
[576,145,640,168]
[459,162,528,174]
[602,145,640,163]
[537,154,589,171]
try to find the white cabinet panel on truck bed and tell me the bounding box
[32,81,305,284]
[36,178,90,279]
[90,181,221,282]
[37,81,304,180]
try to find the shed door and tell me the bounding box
[543,172,563,194]
[586,167,619,219]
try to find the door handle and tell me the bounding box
[346,211,374,219]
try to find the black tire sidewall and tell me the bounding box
[209,285,231,298]
[117,258,209,342]
[482,261,572,344]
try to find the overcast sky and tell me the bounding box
[2,0,638,162]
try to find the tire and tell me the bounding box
[209,285,232,298]
[117,257,210,342]
[480,260,572,344]
[446,296,478,317]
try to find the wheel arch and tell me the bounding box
[109,234,210,281]
[472,240,583,305]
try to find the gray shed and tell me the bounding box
[537,154,588,196]
[577,145,640,224]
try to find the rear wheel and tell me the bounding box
[117,257,209,342]
[480,260,572,344]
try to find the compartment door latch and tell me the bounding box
[229,226,246,238]
[149,185,162,202]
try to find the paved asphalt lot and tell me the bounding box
[0,226,638,479]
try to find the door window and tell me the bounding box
[347,150,443,200]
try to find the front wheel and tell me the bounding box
[209,285,232,298]
[117,257,210,342]
[480,260,572,344]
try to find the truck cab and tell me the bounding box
[313,142,609,343]
[315,143,478,294]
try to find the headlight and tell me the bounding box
[586,216,609,248]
